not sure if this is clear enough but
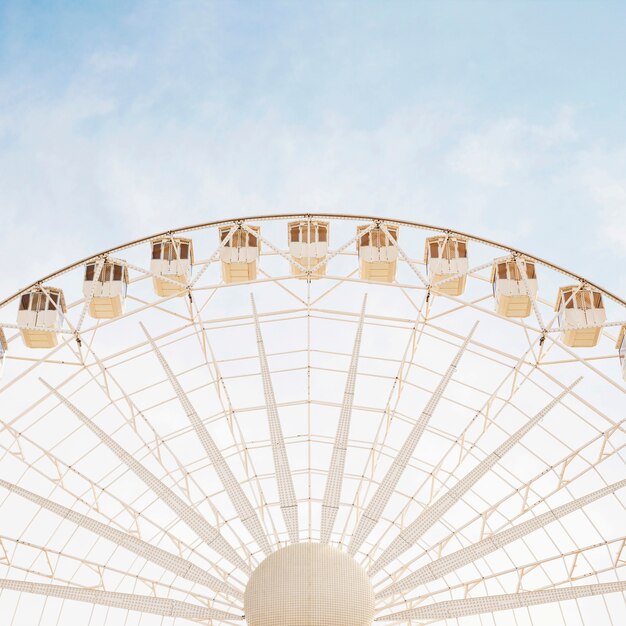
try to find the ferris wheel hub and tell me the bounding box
[244,542,375,626]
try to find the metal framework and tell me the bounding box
[0,213,624,626]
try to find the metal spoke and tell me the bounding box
[348,322,477,557]
[377,478,626,598]
[142,323,272,557]
[0,478,242,601]
[369,379,581,575]
[251,294,299,544]
[320,295,367,544]
[40,379,250,574]
[0,579,244,622]
[375,581,626,622]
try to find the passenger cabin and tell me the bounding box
[617,326,626,381]
[555,285,606,348]
[491,258,538,318]
[17,287,66,349]
[219,225,260,283]
[288,220,329,279]
[357,224,398,283]
[424,236,468,296]
[83,259,128,319]
[150,238,193,297]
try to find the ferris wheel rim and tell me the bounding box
[1,211,624,309]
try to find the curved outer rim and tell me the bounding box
[1,212,624,309]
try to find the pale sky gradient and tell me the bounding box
[1,0,625,297]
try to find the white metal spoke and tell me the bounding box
[369,379,581,575]
[251,294,299,544]
[377,478,626,598]
[40,379,251,574]
[348,322,478,557]
[0,579,243,622]
[320,295,367,544]
[0,478,242,600]
[141,323,272,557]
[375,581,626,622]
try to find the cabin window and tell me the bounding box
[85,264,95,281]
[231,230,244,247]
[179,243,189,260]
[290,226,300,242]
[561,290,575,309]
[429,241,439,259]
[360,231,370,247]
[370,229,388,248]
[593,291,603,309]
[248,232,257,247]
[497,263,507,280]
[152,243,162,260]
[48,292,59,310]
[318,224,327,242]
[29,292,43,311]
[457,240,467,258]
[113,264,123,281]
[525,262,536,279]
[20,294,30,310]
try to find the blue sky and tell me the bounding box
[1,0,625,296]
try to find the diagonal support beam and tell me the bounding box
[320,295,368,544]
[0,479,243,601]
[369,378,581,576]
[348,322,477,556]
[251,295,299,544]
[0,579,243,622]
[40,379,250,575]
[141,323,272,557]
[377,477,626,598]
[375,581,626,621]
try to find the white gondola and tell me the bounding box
[617,326,626,381]
[219,225,260,284]
[555,285,606,348]
[357,224,398,283]
[150,238,193,297]
[83,259,128,319]
[288,220,329,279]
[17,287,66,349]
[491,258,538,318]
[424,236,468,296]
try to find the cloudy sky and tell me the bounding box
[1,0,625,297]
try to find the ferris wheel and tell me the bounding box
[0,214,624,626]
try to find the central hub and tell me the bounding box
[244,542,374,626]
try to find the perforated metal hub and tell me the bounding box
[244,543,375,626]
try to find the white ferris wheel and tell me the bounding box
[0,214,624,626]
